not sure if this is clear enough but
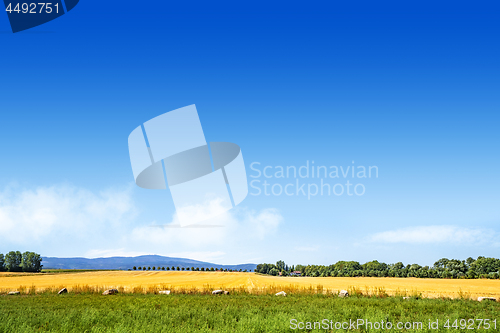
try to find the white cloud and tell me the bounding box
[129,202,283,247]
[0,183,283,263]
[245,208,283,240]
[0,184,137,245]
[370,225,497,244]
[174,196,229,227]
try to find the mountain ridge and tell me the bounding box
[41,255,256,271]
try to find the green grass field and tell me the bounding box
[1,293,499,332]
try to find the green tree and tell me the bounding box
[5,251,22,272]
[176,266,180,271]
[470,257,500,275]
[276,260,286,271]
[133,266,137,270]
[466,257,475,267]
[295,265,305,274]
[0,253,5,272]
[21,252,42,272]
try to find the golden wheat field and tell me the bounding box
[1,271,499,299]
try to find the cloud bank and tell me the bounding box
[0,184,283,263]
[370,225,498,244]
[0,184,137,245]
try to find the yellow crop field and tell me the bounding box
[1,271,499,299]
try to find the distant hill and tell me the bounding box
[41,255,257,271]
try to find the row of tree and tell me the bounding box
[132,266,251,272]
[0,251,43,272]
[257,257,500,279]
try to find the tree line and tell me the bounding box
[0,251,43,272]
[132,266,251,272]
[256,257,500,279]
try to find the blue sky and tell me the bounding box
[0,0,499,266]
